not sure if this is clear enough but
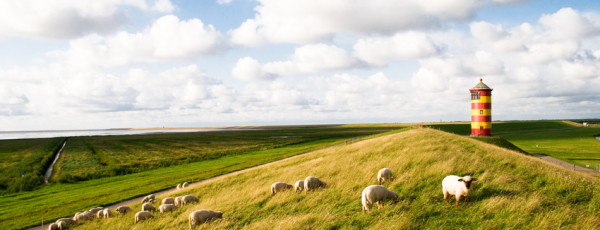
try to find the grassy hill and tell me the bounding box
[69,128,600,229]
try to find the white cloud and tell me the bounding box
[470,21,508,42]
[230,0,480,46]
[353,31,441,66]
[50,15,226,68]
[539,8,600,40]
[0,0,175,39]
[217,0,232,5]
[232,57,272,81]
[0,87,30,115]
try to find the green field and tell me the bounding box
[68,128,600,229]
[428,121,600,168]
[0,125,403,229]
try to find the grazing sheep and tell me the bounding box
[142,194,155,203]
[89,207,103,217]
[442,175,477,205]
[304,176,327,193]
[56,220,68,230]
[177,184,182,190]
[115,205,133,214]
[270,182,293,195]
[48,223,59,230]
[162,197,175,205]
[142,202,156,212]
[189,209,223,229]
[294,180,304,193]
[159,204,178,213]
[182,182,189,188]
[181,194,199,205]
[174,196,183,207]
[377,168,393,185]
[361,185,399,214]
[55,218,75,226]
[134,211,154,224]
[74,211,95,222]
[101,208,111,218]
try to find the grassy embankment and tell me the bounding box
[70,128,600,229]
[0,137,65,193]
[428,120,600,168]
[0,125,403,230]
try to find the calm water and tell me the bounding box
[0,128,228,140]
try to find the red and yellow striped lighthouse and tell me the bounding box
[470,79,493,136]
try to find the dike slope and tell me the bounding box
[72,128,600,229]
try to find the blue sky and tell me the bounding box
[0,0,599,131]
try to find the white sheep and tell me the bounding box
[361,185,399,214]
[134,211,154,224]
[189,209,223,229]
[270,182,293,195]
[181,194,199,205]
[89,207,103,217]
[304,176,327,193]
[162,197,175,205]
[294,180,304,193]
[177,184,182,190]
[377,168,393,184]
[48,223,59,230]
[142,202,156,212]
[74,211,95,222]
[174,196,183,207]
[55,218,75,227]
[115,205,133,214]
[442,175,477,205]
[102,208,111,218]
[159,204,178,213]
[56,220,68,230]
[182,182,189,188]
[142,194,155,203]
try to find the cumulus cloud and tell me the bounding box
[539,8,600,40]
[49,15,227,68]
[0,87,30,115]
[230,0,480,46]
[353,31,441,66]
[0,0,175,39]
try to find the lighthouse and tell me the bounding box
[470,79,493,136]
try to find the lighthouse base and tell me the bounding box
[471,129,492,136]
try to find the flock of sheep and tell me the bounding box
[47,169,477,229]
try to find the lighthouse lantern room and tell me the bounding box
[470,79,493,136]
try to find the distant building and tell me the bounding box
[470,79,493,136]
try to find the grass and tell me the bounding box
[0,125,403,230]
[428,120,600,168]
[68,128,600,229]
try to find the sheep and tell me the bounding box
[442,175,478,205]
[182,182,189,188]
[377,168,393,185]
[142,194,155,203]
[48,223,59,230]
[142,202,156,212]
[270,182,293,195]
[89,207,103,217]
[304,176,327,193]
[56,220,68,230]
[159,204,178,213]
[55,218,75,227]
[177,184,182,190]
[189,209,223,229]
[294,180,304,193]
[115,205,133,214]
[134,211,154,224]
[101,208,111,218]
[162,197,175,205]
[174,196,183,207]
[181,194,199,206]
[74,211,95,222]
[361,185,399,214]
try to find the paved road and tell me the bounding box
[530,153,599,175]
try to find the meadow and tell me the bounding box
[0,125,402,229]
[428,120,600,168]
[68,128,600,229]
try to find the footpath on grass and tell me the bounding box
[530,153,600,175]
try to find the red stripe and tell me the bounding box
[469,89,492,96]
[471,116,491,122]
[471,103,491,109]
[471,129,492,135]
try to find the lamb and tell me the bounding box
[48,223,59,230]
[361,185,399,214]
[294,180,304,193]
[115,205,133,214]
[162,197,175,205]
[377,168,393,185]
[189,209,223,229]
[270,182,293,195]
[134,211,154,224]
[304,176,327,193]
[442,175,477,205]
[56,220,68,230]
[159,204,178,213]
[181,194,199,206]
[142,202,156,212]
[142,194,155,203]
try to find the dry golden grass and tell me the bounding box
[70,128,600,229]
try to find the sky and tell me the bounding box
[1,0,599,131]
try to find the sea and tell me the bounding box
[0,128,228,140]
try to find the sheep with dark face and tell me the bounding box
[442,175,478,205]
[361,185,398,214]
[270,182,293,195]
[377,168,392,185]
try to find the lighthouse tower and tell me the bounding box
[470,79,493,136]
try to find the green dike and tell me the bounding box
[71,128,600,229]
[0,135,373,230]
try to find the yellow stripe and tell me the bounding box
[471,122,492,129]
[471,109,491,116]
[471,96,491,103]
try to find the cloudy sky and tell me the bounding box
[1,0,599,131]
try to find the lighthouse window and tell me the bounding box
[480,110,483,114]
[480,126,483,131]
[471,92,480,100]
